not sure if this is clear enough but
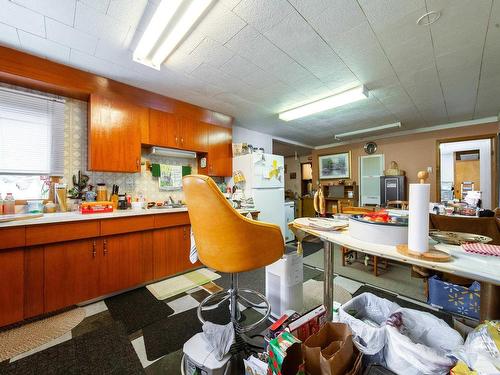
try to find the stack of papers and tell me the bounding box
[305,218,348,231]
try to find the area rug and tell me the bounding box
[146,268,220,300]
[0,307,85,362]
[1,322,144,374]
[105,288,174,334]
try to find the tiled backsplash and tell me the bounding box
[64,99,197,202]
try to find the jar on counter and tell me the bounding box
[118,194,128,210]
[96,183,108,201]
[4,193,15,215]
[44,201,57,213]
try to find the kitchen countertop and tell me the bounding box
[0,207,261,228]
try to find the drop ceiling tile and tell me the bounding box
[45,18,98,54]
[289,0,365,37]
[220,54,259,79]
[12,0,76,26]
[0,0,45,37]
[194,2,247,45]
[219,0,243,10]
[189,38,234,68]
[18,30,70,63]
[328,21,395,84]
[264,11,352,80]
[167,51,203,74]
[74,1,130,45]
[233,0,294,34]
[69,48,120,77]
[107,0,148,29]
[0,22,20,48]
[358,0,424,30]
[79,0,110,13]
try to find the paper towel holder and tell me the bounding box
[396,170,451,262]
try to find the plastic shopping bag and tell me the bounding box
[338,293,400,356]
[384,308,464,375]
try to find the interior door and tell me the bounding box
[100,232,146,294]
[44,239,100,312]
[360,154,384,205]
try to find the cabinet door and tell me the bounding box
[100,232,148,294]
[0,248,24,327]
[88,95,142,172]
[177,116,194,151]
[153,225,199,279]
[208,125,232,177]
[44,239,100,312]
[149,109,178,148]
[193,121,208,152]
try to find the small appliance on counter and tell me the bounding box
[117,194,128,210]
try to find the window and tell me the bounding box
[0,87,65,199]
[0,87,65,175]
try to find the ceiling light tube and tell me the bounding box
[334,122,401,140]
[151,0,213,67]
[133,0,183,68]
[278,85,368,121]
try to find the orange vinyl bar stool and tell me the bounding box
[182,175,284,333]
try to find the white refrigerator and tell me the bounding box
[233,153,286,239]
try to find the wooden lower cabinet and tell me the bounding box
[99,231,152,295]
[44,239,101,312]
[0,248,24,326]
[153,225,200,279]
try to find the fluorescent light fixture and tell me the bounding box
[133,0,213,70]
[334,122,402,140]
[278,85,368,121]
[150,147,197,159]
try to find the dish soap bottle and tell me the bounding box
[4,193,15,215]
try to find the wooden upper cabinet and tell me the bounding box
[148,109,208,152]
[148,108,176,148]
[207,124,233,177]
[88,94,143,172]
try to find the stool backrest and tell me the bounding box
[182,175,284,273]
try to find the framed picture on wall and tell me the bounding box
[319,152,351,179]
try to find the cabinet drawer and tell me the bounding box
[26,221,100,246]
[100,215,154,236]
[0,227,25,250]
[154,212,190,228]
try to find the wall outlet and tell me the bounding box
[427,166,433,173]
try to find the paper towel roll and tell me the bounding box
[408,183,430,253]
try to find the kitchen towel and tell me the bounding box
[462,243,500,256]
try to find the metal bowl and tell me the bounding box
[429,230,492,245]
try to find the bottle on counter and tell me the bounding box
[4,193,15,215]
[110,184,119,209]
[0,193,3,215]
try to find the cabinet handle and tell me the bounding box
[103,239,107,255]
[92,241,96,258]
[181,137,184,145]
[175,136,178,144]
[183,227,187,240]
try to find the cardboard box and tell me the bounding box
[267,332,305,375]
[287,305,326,341]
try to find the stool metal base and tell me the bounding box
[197,273,271,333]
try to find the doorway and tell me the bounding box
[437,135,497,209]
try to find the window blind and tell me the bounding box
[0,87,65,176]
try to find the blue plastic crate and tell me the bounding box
[428,275,480,319]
